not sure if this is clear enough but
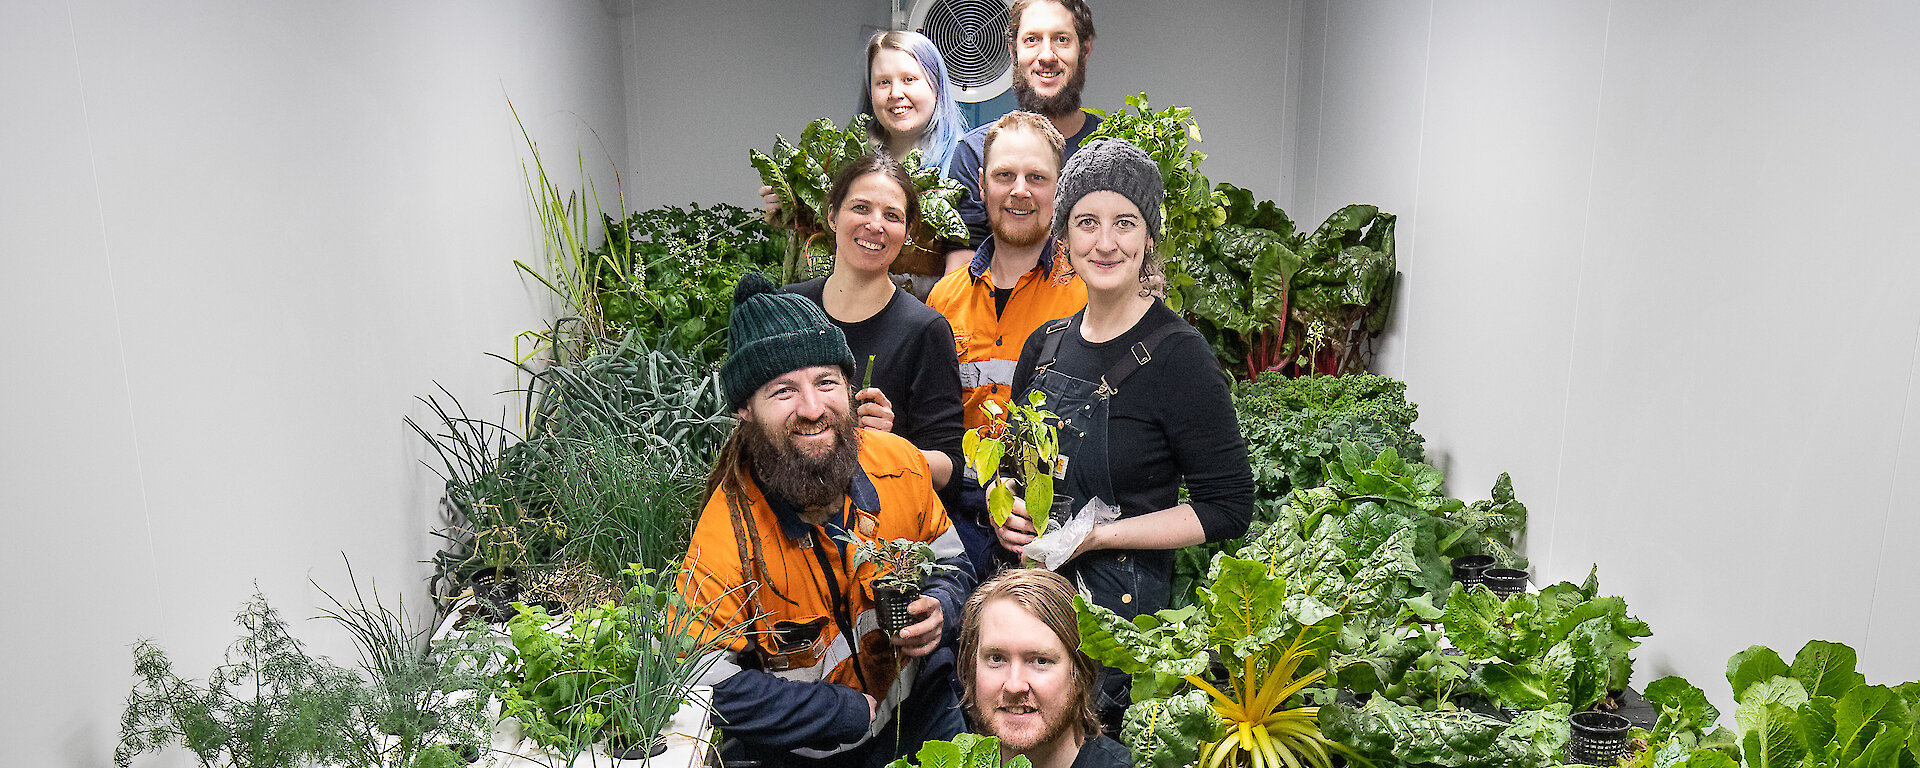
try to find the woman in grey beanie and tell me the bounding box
[997,137,1256,732]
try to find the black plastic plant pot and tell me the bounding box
[1050,494,1076,526]
[873,583,922,636]
[1451,555,1497,587]
[607,735,668,761]
[1483,567,1529,599]
[470,566,522,623]
[1568,710,1632,765]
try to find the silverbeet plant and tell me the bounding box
[750,115,967,284]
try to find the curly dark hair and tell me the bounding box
[1007,0,1097,49]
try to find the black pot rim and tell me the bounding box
[607,735,668,760]
[1570,710,1632,733]
[1484,567,1529,579]
[1451,555,1497,567]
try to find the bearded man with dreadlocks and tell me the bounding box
[679,273,974,768]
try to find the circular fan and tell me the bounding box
[911,0,1013,103]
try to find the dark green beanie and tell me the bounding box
[721,272,856,410]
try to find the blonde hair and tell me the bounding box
[982,111,1066,173]
[958,568,1102,742]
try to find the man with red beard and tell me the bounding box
[681,272,975,768]
[959,569,1131,768]
[927,111,1085,574]
[945,0,1102,271]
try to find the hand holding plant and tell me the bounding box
[962,391,1063,535]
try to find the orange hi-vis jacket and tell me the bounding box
[926,237,1086,430]
[679,429,967,757]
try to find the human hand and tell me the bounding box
[994,493,1036,555]
[890,595,944,657]
[856,388,894,433]
[863,692,877,721]
[758,185,784,224]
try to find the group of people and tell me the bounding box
[679,2,1255,767]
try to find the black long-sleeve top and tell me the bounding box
[1010,300,1254,542]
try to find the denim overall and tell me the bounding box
[1027,313,1198,725]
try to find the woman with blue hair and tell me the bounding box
[763,31,968,298]
[862,30,968,174]
[860,30,969,296]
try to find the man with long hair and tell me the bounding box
[959,569,1131,768]
[681,272,975,767]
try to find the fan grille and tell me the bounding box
[918,0,1011,91]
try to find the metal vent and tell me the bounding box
[911,0,1013,103]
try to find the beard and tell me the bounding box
[1012,53,1088,118]
[740,404,863,512]
[971,695,1074,755]
[991,208,1051,248]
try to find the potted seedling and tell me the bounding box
[962,391,1064,539]
[467,513,529,624]
[848,537,955,635]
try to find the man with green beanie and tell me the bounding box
[680,272,973,767]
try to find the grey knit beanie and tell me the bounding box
[721,272,856,410]
[1052,138,1164,242]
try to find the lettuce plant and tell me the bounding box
[1437,569,1650,712]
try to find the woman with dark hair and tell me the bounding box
[784,153,966,507]
[996,138,1255,728]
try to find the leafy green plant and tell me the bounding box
[1437,569,1651,712]
[883,733,1032,768]
[1171,374,1427,610]
[1181,183,1301,377]
[751,116,967,283]
[116,593,367,768]
[1233,373,1425,499]
[1320,696,1569,768]
[586,203,785,364]
[1083,93,1227,310]
[313,560,491,768]
[490,566,739,759]
[1077,555,1360,768]
[847,536,957,593]
[1715,640,1920,768]
[1180,184,1399,378]
[1313,443,1528,596]
[1621,675,1740,768]
[962,391,1063,535]
[1287,204,1398,376]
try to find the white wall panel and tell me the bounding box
[622,0,887,211]
[2,1,627,764]
[1299,0,1920,721]
[1079,0,1299,206]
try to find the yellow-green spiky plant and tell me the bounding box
[1079,555,1365,768]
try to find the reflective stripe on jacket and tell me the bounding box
[677,429,965,753]
[926,238,1086,430]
